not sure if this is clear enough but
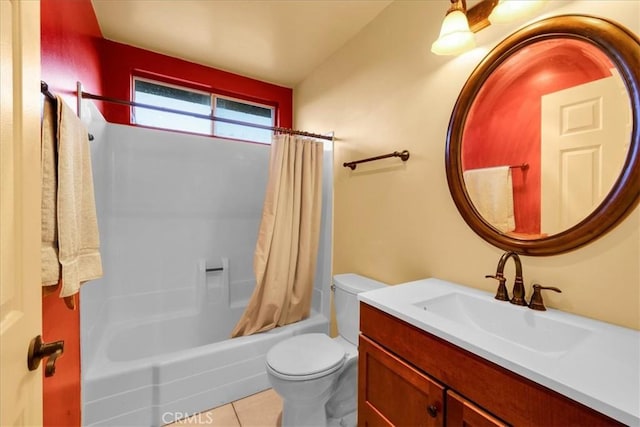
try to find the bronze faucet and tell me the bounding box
[528,284,562,311]
[486,251,527,306]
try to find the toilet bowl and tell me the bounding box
[265,274,386,427]
[266,333,347,426]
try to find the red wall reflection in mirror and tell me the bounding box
[462,39,614,235]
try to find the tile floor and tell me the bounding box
[166,389,283,427]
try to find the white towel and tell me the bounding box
[41,96,103,298]
[41,99,60,287]
[463,166,515,233]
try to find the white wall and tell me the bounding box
[81,119,334,368]
[294,0,640,329]
[81,124,270,366]
[95,124,269,311]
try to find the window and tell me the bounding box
[133,78,275,143]
[214,96,274,143]
[133,79,212,135]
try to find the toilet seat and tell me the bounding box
[266,333,345,381]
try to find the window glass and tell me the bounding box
[133,79,212,135]
[214,96,274,144]
[132,78,275,143]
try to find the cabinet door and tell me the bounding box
[359,335,445,427]
[446,390,509,427]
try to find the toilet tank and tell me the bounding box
[333,274,386,346]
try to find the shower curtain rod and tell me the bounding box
[77,83,333,141]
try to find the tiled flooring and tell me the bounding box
[166,389,283,426]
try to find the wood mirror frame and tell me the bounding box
[446,15,640,256]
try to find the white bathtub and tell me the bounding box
[82,307,329,426]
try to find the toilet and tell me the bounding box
[265,274,386,427]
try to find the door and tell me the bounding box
[541,73,631,234]
[0,0,43,425]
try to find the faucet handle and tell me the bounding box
[528,284,562,311]
[485,274,509,301]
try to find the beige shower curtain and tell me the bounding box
[231,134,324,337]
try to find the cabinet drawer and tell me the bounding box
[359,335,445,427]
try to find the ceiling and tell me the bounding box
[91,0,393,88]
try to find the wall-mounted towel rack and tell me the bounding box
[40,81,56,102]
[510,163,529,171]
[41,81,94,141]
[343,150,410,170]
[206,267,224,272]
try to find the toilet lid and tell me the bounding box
[266,333,345,378]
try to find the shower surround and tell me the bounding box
[81,117,332,426]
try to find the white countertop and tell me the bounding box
[358,278,640,426]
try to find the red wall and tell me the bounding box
[462,39,613,234]
[99,40,293,128]
[41,0,104,110]
[40,1,293,425]
[41,1,103,425]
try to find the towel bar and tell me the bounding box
[509,163,529,170]
[343,150,410,170]
[41,81,94,141]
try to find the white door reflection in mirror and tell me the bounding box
[541,72,631,234]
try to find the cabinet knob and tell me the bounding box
[427,404,438,418]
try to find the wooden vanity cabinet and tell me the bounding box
[358,303,623,427]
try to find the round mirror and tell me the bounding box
[446,15,640,255]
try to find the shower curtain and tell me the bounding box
[231,134,323,337]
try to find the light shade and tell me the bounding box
[431,10,476,56]
[488,0,545,24]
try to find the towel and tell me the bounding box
[41,96,103,299]
[463,166,515,233]
[41,99,60,287]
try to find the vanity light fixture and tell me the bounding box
[431,0,476,56]
[432,0,545,56]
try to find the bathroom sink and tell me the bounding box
[413,292,592,355]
